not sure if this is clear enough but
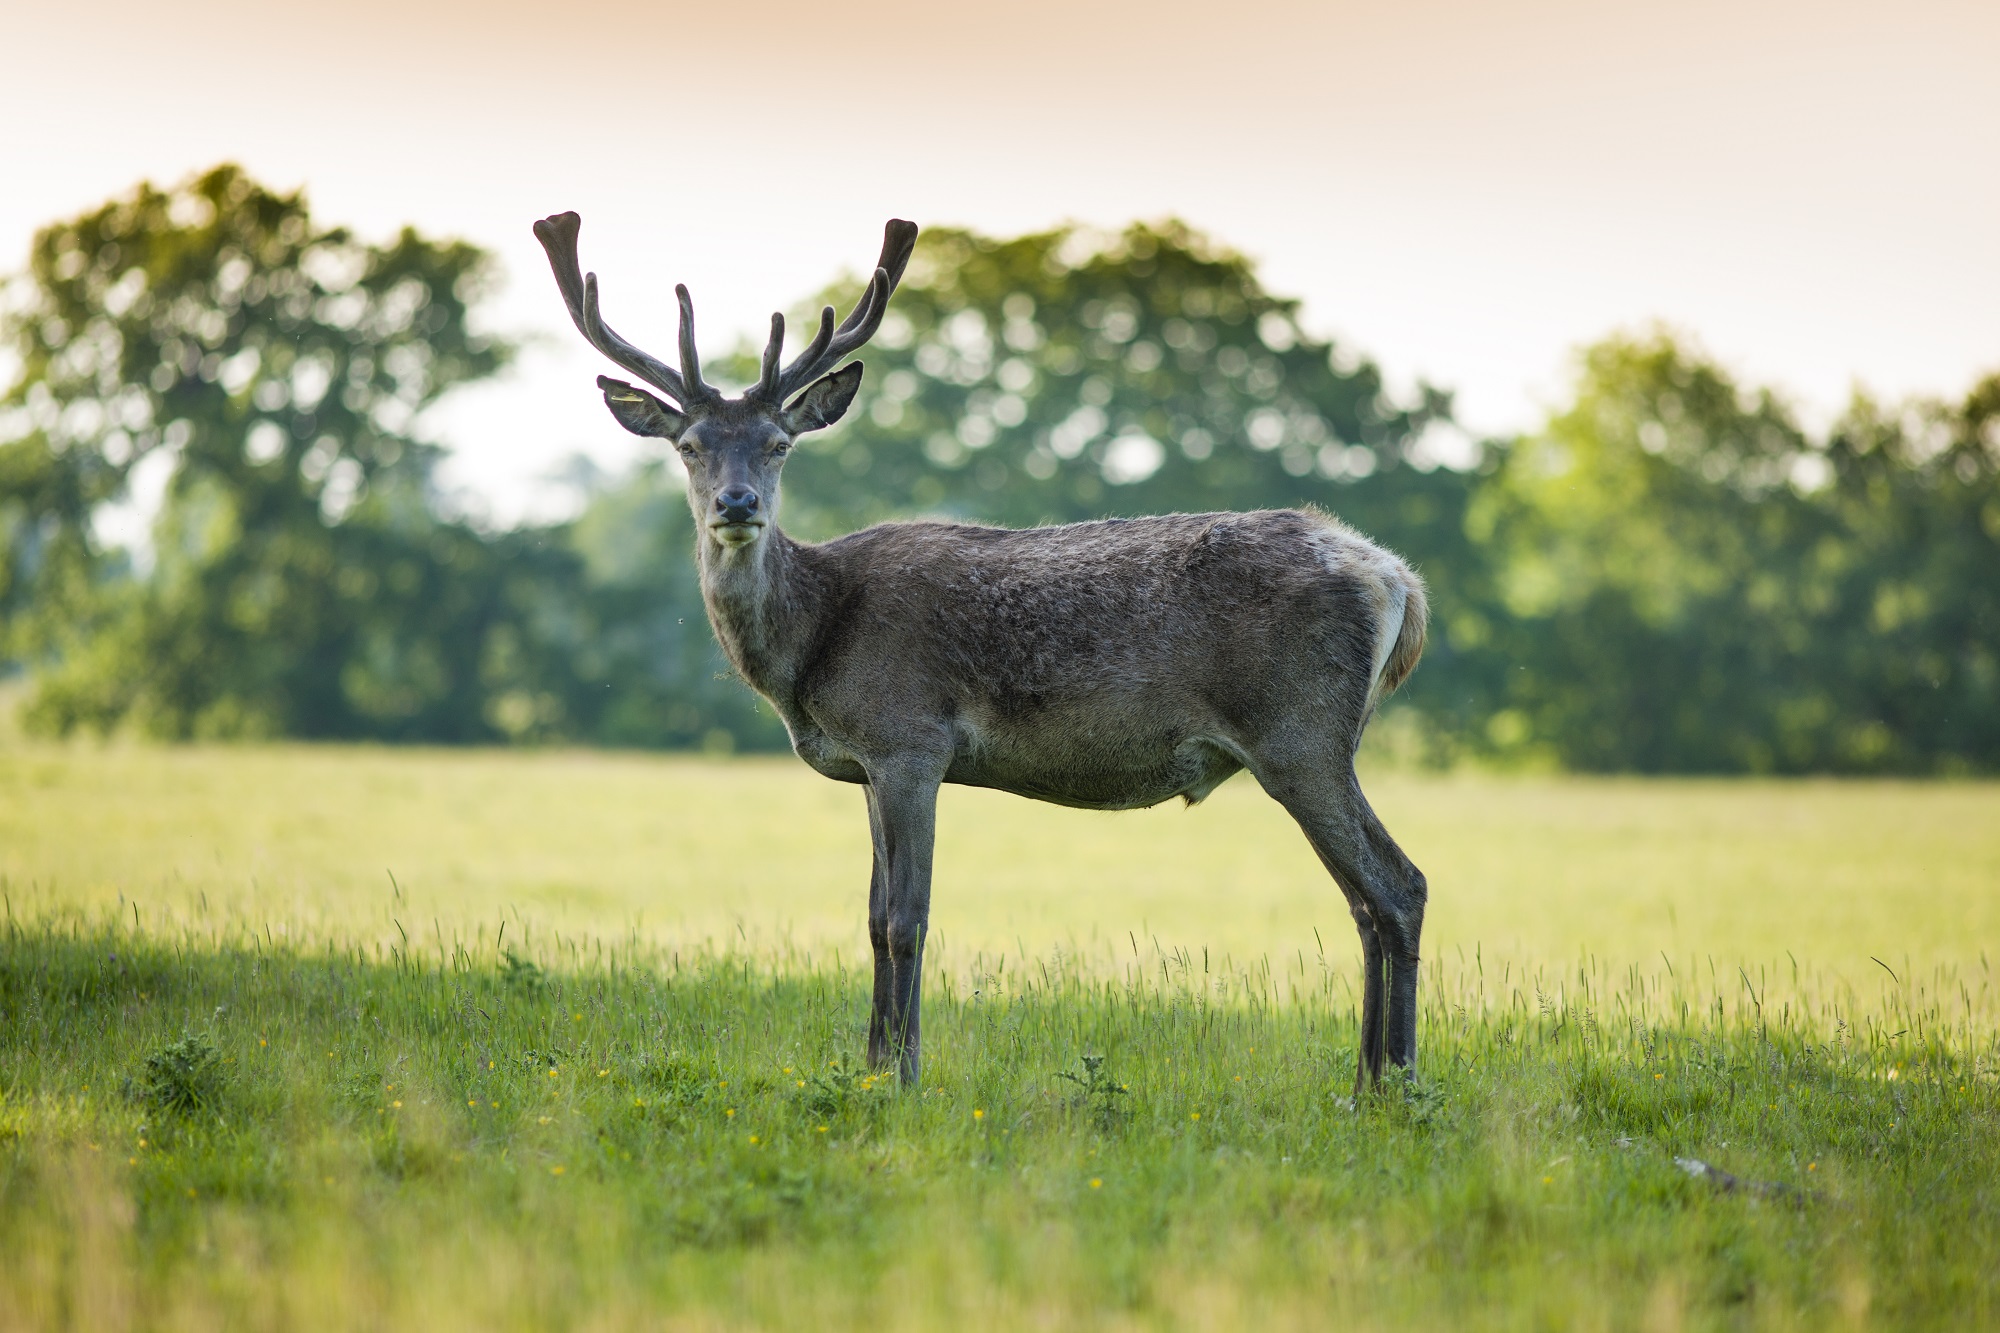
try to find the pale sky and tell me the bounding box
[3,0,1995,524]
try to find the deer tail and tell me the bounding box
[1366,563,1429,715]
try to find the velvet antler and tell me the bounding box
[532,212,719,408]
[749,219,919,405]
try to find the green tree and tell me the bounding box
[0,165,542,739]
[1466,330,2000,772]
[771,222,1462,533]
[1801,374,2000,770]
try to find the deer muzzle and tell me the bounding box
[710,485,764,545]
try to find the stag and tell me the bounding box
[532,212,1431,1092]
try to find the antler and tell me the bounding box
[750,220,920,405]
[532,212,718,408]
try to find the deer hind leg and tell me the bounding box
[1353,905,1387,1094]
[1259,757,1427,1088]
[862,765,941,1084]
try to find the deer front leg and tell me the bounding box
[863,766,940,1083]
[863,785,892,1068]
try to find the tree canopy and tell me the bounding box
[1464,334,1999,771]
[761,222,1460,534]
[0,166,543,739]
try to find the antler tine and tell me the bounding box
[674,285,717,404]
[581,275,684,400]
[836,268,889,339]
[754,312,786,400]
[868,218,920,297]
[762,305,836,403]
[775,270,883,398]
[774,219,920,402]
[533,212,690,405]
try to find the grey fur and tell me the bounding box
[535,213,1432,1095]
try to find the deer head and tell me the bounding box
[532,213,918,552]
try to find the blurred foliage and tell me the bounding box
[3,170,1996,771]
[1467,334,2000,772]
[0,165,553,739]
[760,222,1462,534]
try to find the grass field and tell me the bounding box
[1,743,1996,1330]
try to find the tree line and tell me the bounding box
[3,167,1994,771]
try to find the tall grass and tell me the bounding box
[2,909,1994,1330]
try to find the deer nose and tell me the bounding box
[714,486,760,524]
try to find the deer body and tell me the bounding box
[534,212,1431,1094]
[708,511,1421,810]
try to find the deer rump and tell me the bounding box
[778,507,1427,811]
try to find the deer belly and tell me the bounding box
[946,731,1243,811]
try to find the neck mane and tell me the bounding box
[697,527,824,703]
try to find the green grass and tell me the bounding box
[1,743,1997,1329]
[4,743,1995,974]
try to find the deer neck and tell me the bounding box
[696,526,823,701]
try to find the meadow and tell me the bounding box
[1,743,1996,1330]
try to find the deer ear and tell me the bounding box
[782,363,865,435]
[597,375,687,440]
